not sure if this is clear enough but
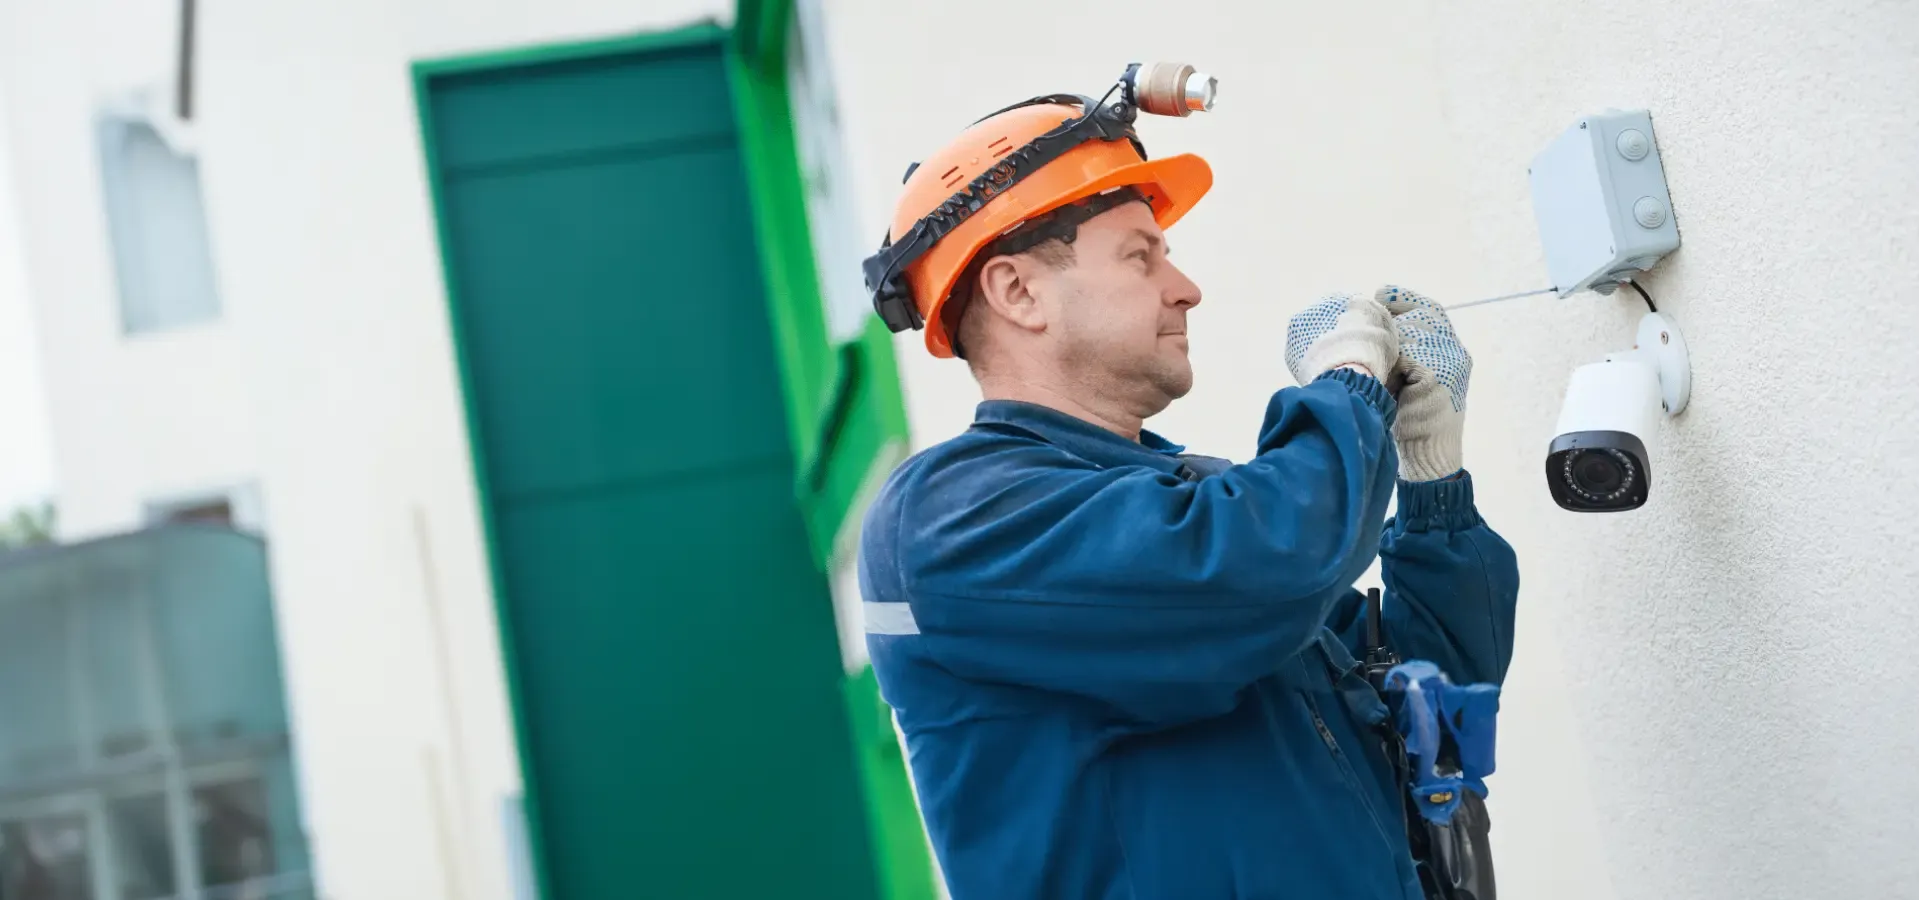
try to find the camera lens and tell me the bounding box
[1562,449,1636,503]
[1546,431,1653,513]
[1573,454,1623,494]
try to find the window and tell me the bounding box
[105,778,279,900]
[0,815,93,900]
[2,774,290,900]
[107,792,174,900]
[193,779,277,888]
[96,115,220,335]
[785,1,872,345]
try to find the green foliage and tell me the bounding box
[0,499,56,551]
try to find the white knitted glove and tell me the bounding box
[1285,291,1400,387]
[1379,285,1470,482]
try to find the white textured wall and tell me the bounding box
[0,85,57,514]
[825,0,1919,897]
[0,1,730,898]
[1430,3,1919,898]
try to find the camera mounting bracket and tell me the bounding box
[1603,313,1691,416]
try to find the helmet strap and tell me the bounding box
[862,87,1145,334]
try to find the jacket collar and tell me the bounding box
[973,400,1190,476]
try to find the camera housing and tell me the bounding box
[1547,312,1690,513]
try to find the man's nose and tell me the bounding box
[1164,262,1202,309]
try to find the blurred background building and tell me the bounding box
[0,528,311,900]
[1,1,1914,899]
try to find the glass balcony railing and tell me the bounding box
[0,525,313,900]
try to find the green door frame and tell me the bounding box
[412,6,933,899]
[730,1,915,552]
[730,5,936,899]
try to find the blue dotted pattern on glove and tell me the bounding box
[1383,285,1471,413]
[1285,293,1354,379]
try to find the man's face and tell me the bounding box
[1024,201,1203,414]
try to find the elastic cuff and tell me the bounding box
[1397,436,1464,484]
[1314,367,1398,426]
[1395,470,1483,531]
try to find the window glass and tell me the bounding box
[785,2,872,345]
[108,792,175,900]
[195,779,275,890]
[96,116,221,335]
[0,816,94,900]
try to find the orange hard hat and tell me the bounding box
[862,78,1215,359]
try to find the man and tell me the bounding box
[858,91,1519,899]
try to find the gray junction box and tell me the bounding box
[1529,109,1681,297]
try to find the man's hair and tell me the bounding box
[944,185,1152,362]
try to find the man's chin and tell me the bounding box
[1151,368,1195,404]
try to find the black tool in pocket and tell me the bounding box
[1361,588,1499,900]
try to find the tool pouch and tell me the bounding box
[1361,589,1501,900]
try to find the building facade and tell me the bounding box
[1,1,928,898]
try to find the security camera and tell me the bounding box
[1547,312,1691,513]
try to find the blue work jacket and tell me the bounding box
[859,369,1521,899]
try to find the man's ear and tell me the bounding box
[975,255,1048,334]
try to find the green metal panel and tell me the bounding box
[426,49,735,172]
[728,3,935,897]
[440,142,789,499]
[417,28,881,900]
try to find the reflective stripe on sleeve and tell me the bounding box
[863,601,920,635]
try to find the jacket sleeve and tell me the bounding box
[1375,473,1520,686]
[894,369,1399,729]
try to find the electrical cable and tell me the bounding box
[1622,278,1658,313]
